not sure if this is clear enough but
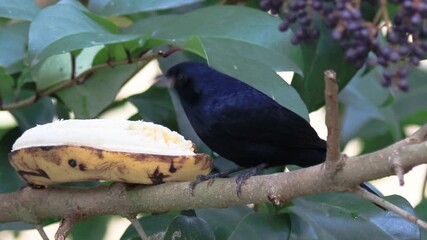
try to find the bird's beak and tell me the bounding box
[154,74,174,88]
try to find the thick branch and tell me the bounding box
[1,123,426,224]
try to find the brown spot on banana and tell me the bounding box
[148,166,168,184]
[169,159,177,173]
[68,159,77,168]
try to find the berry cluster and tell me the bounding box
[260,0,322,44]
[259,0,427,91]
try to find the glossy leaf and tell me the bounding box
[0,68,14,104]
[34,53,72,90]
[185,37,308,120]
[393,66,427,125]
[289,193,419,240]
[291,23,359,112]
[71,215,110,240]
[75,45,105,76]
[10,92,55,131]
[0,128,29,231]
[0,127,25,193]
[154,5,301,61]
[415,198,427,239]
[164,215,215,240]
[185,37,301,74]
[122,15,175,36]
[120,214,177,240]
[56,64,137,118]
[89,0,204,16]
[228,213,291,240]
[196,205,253,239]
[28,1,137,64]
[339,67,400,143]
[153,6,306,119]
[0,221,35,231]
[0,23,29,73]
[129,86,178,131]
[0,0,40,20]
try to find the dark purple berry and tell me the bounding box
[397,78,409,91]
[279,20,289,32]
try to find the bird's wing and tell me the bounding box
[208,93,326,150]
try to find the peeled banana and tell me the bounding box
[9,119,212,187]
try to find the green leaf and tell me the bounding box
[152,6,301,73]
[0,67,14,104]
[164,215,215,240]
[122,15,175,51]
[10,92,55,131]
[196,205,253,240]
[89,0,204,16]
[56,64,138,118]
[357,131,396,155]
[70,215,110,240]
[393,66,427,125]
[289,193,420,240]
[0,22,29,73]
[0,0,40,20]
[0,221,34,231]
[228,212,291,240]
[154,5,301,60]
[185,37,302,74]
[129,86,178,131]
[121,213,178,240]
[34,53,72,90]
[0,129,32,232]
[0,127,25,193]
[153,6,307,119]
[415,198,427,239]
[339,67,401,143]
[122,15,176,36]
[291,23,359,112]
[75,46,105,76]
[28,1,137,64]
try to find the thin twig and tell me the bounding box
[35,224,50,240]
[324,70,343,174]
[0,47,181,111]
[54,215,84,240]
[128,217,149,240]
[354,187,427,230]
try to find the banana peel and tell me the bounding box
[9,119,212,187]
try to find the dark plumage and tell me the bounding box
[165,62,382,200]
[166,62,326,169]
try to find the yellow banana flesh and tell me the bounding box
[8,119,212,187]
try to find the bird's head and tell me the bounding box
[162,62,212,103]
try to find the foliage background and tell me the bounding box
[0,0,426,239]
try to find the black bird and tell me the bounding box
[166,62,377,196]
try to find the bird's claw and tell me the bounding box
[188,172,224,196]
[235,163,268,198]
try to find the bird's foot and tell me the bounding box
[188,172,229,195]
[235,163,268,198]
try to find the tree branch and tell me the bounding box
[324,70,344,176]
[354,187,427,229]
[1,123,426,224]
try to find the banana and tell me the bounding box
[9,119,212,187]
